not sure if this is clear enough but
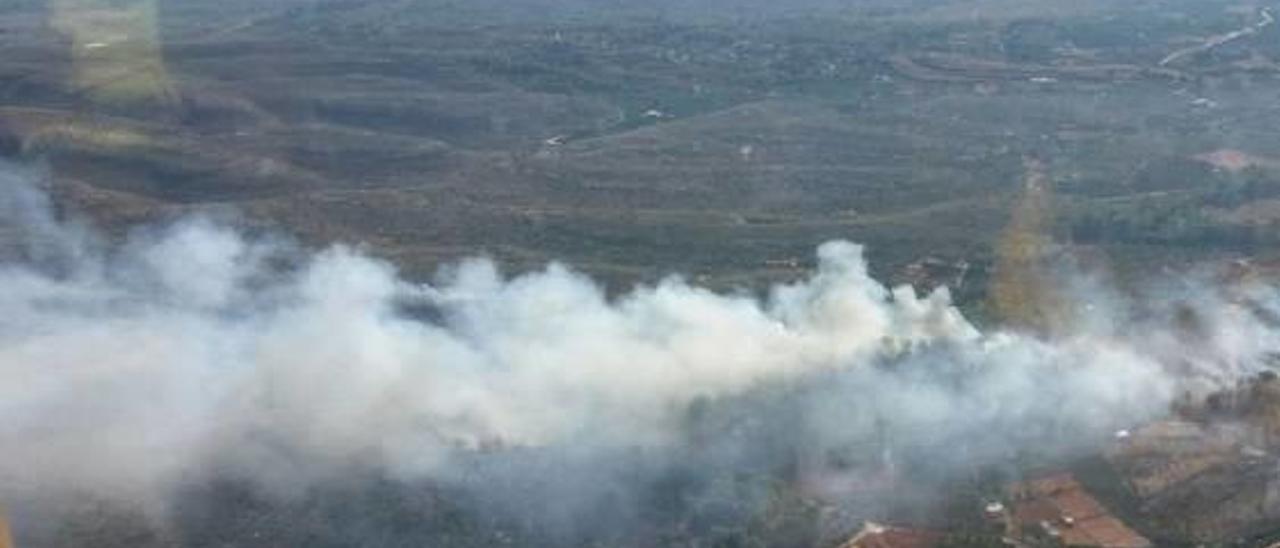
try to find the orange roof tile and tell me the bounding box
[1006,473,1152,548]
[1050,488,1106,521]
[1077,515,1152,548]
[1012,499,1059,525]
[842,523,944,548]
[1008,472,1078,499]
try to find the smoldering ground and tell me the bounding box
[1,159,1277,546]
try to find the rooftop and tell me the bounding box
[839,522,943,548]
[1006,474,1151,548]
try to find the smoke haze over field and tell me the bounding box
[1,160,1279,542]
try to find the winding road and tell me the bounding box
[1159,6,1275,67]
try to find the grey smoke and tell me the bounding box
[0,159,1275,542]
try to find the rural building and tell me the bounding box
[838,522,942,548]
[1002,473,1151,548]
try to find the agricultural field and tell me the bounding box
[3,0,1278,306]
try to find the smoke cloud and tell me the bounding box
[0,160,1277,543]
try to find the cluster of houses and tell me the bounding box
[839,472,1150,548]
[839,372,1280,547]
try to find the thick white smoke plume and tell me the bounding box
[1,160,1278,541]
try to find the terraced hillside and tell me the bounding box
[2,0,1280,307]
